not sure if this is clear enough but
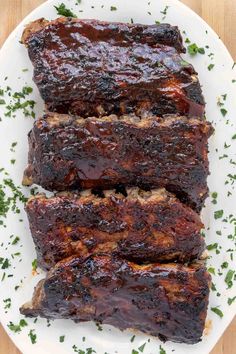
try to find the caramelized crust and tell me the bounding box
[22,18,205,117]
[23,114,213,210]
[25,188,205,270]
[20,255,211,344]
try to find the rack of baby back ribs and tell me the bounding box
[20,17,213,344]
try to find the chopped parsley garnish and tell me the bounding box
[72,346,96,354]
[3,298,11,310]
[28,329,37,344]
[220,108,228,117]
[211,192,217,204]
[211,307,223,318]
[32,259,37,272]
[8,319,28,333]
[211,283,217,291]
[187,43,205,55]
[0,173,27,223]
[214,210,224,219]
[206,243,218,251]
[59,335,65,342]
[12,236,20,245]
[225,269,235,288]
[0,99,6,105]
[228,296,236,305]
[54,3,77,17]
[160,5,169,19]
[10,142,17,152]
[130,335,136,342]
[208,267,215,275]
[132,351,139,354]
[159,345,166,354]
[221,261,228,269]
[110,6,117,11]
[1,258,10,269]
[232,134,236,140]
[208,64,215,71]
[138,343,146,352]
[2,85,36,118]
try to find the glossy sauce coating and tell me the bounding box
[20,255,211,344]
[23,114,213,211]
[25,188,205,270]
[22,18,205,117]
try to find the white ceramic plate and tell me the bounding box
[0,0,236,353]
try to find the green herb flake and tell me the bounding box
[0,99,6,105]
[211,307,223,318]
[28,329,37,344]
[214,210,224,219]
[59,335,65,343]
[54,3,77,17]
[12,236,20,245]
[208,267,215,275]
[206,243,218,251]
[188,43,205,55]
[220,108,228,117]
[211,283,217,291]
[32,259,37,272]
[225,269,235,288]
[130,335,136,342]
[8,319,28,333]
[1,258,10,269]
[159,345,166,354]
[138,343,146,352]
[3,298,11,310]
[132,350,139,354]
[228,296,236,305]
[8,322,21,333]
[160,5,169,16]
[110,6,117,11]
[208,64,215,71]
[232,134,236,140]
[221,261,229,269]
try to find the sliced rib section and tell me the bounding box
[20,255,211,344]
[22,18,205,117]
[23,114,213,211]
[25,188,205,270]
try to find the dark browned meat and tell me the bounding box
[25,188,205,270]
[20,255,211,344]
[23,113,213,211]
[22,17,205,117]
